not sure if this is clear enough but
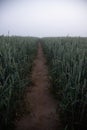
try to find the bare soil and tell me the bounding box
[15,43,61,130]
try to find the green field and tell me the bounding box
[42,37,87,130]
[0,36,87,130]
[0,36,38,129]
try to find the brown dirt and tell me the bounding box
[15,43,61,130]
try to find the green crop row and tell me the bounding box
[0,36,38,129]
[42,37,87,130]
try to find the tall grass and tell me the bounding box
[42,37,87,130]
[0,36,38,129]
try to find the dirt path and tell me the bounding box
[15,43,61,130]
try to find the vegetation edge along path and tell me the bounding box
[15,42,61,130]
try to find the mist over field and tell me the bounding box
[0,0,87,37]
[0,1,87,130]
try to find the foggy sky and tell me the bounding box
[0,0,87,37]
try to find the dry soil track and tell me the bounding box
[15,43,61,130]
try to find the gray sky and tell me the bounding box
[0,0,87,37]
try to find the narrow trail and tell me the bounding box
[15,43,61,130]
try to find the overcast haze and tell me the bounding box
[0,0,87,37]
